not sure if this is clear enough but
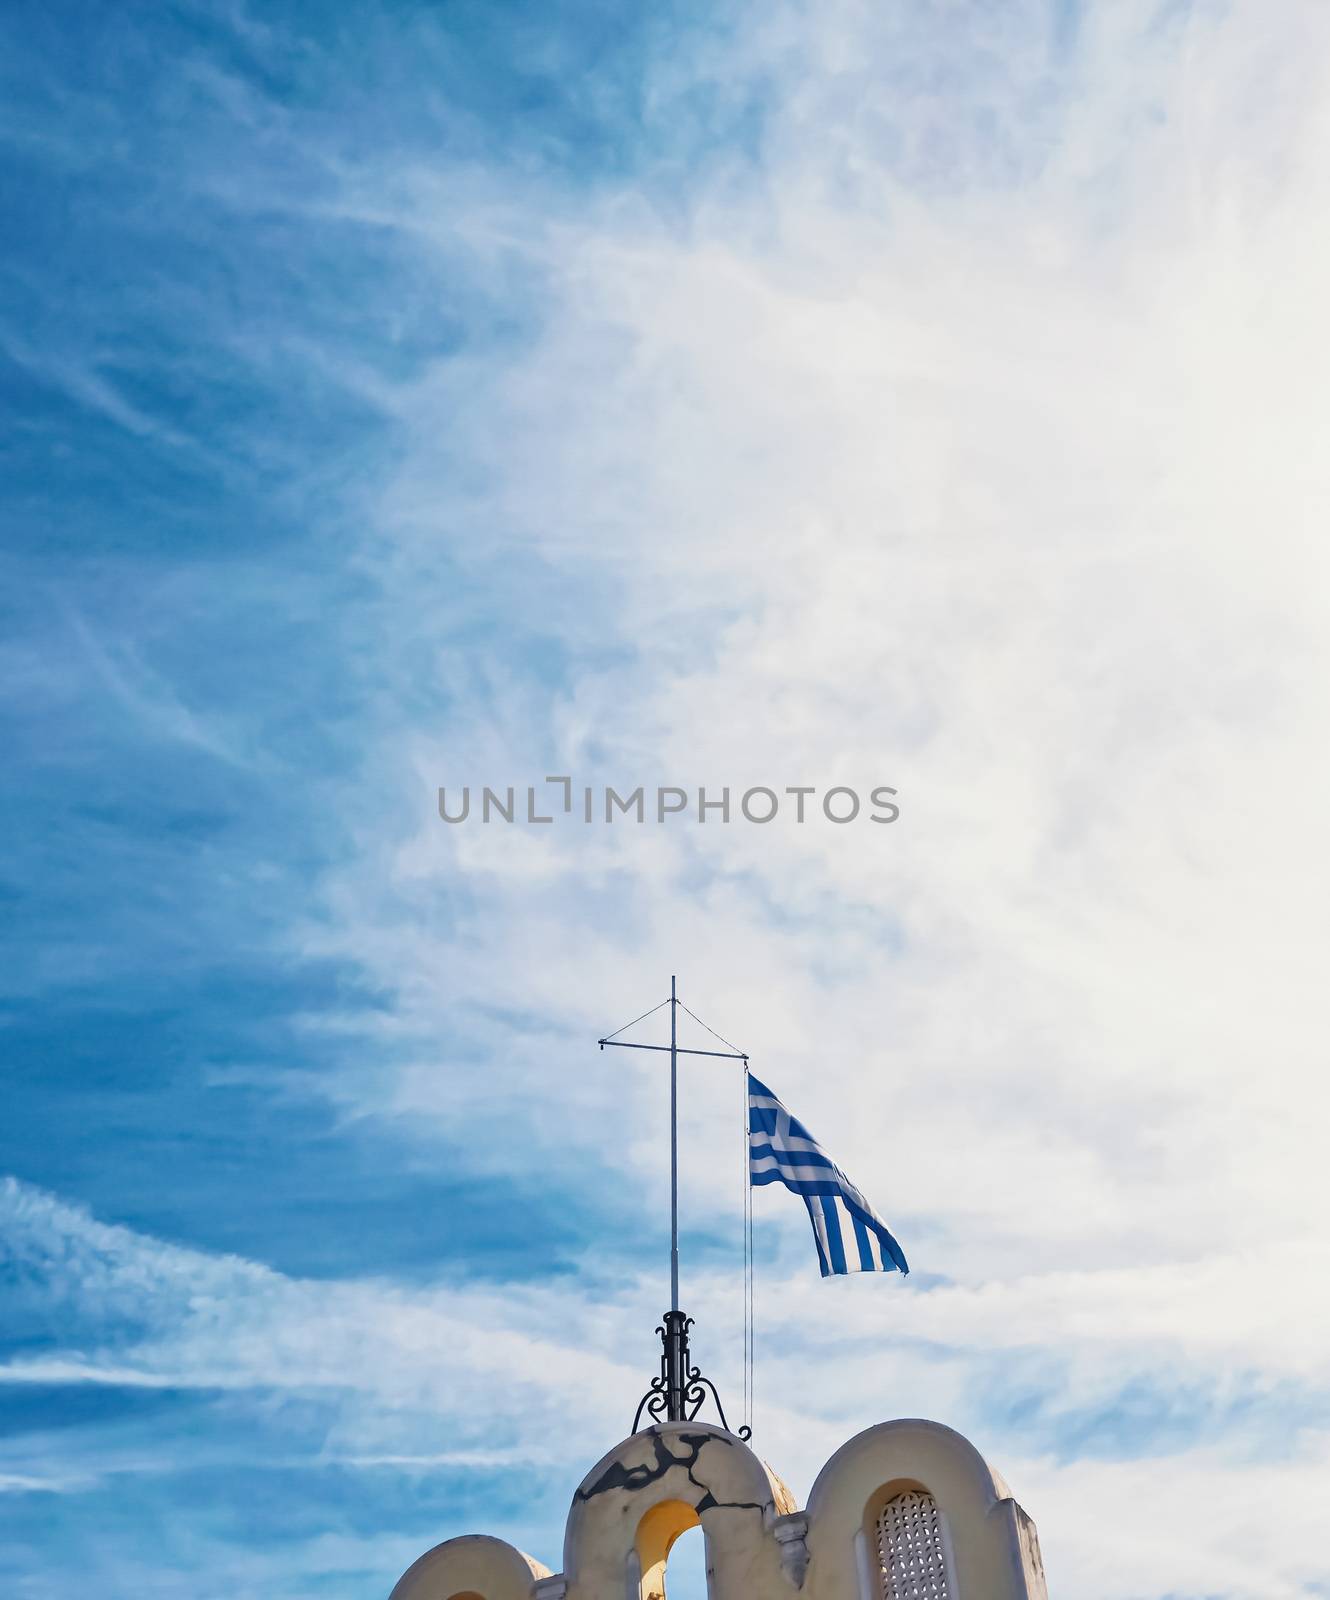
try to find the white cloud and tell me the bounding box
[270,2,1330,1594]
[9,2,1327,1595]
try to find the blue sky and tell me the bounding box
[3,2,1329,1597]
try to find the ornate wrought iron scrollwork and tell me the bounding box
[632,1309,751,1440]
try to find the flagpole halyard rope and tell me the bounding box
[679,1000,746,1059]
[741,1058,748,1430]
[600,997,671,1043]
[743,1058,754,1435]
[749,1082,755,1432]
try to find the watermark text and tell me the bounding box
[437,778,900,825]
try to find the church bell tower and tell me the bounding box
[388,1409,1049,1600]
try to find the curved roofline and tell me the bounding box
[563,1420,787,1574]
[805,1417,1013,1517]
[388,1533,549,1599]
[568,1420,772,1503]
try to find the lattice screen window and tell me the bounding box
[875,1489,952,1600]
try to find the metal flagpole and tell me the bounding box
[670,973,679,1312]
[599,978,752,1439]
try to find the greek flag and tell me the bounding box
[748,1073,909,1277]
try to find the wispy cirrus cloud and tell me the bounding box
[4,1171,1328,1597]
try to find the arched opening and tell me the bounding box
[872,1487,951,1599]
[636,1499,707,1600]
[663,1523,708,1600]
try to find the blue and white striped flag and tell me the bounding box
[748,1072,909,1277]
